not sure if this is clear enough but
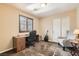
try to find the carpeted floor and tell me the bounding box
[10,41,71,56]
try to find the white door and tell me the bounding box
[52,18,61,42]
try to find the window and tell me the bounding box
[27,18,33,31]
[19,15,33,32]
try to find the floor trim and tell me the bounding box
[0,48,13,54]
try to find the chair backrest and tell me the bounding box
[29,30,36,41]
[30,30,36,37]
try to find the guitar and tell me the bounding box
[44,30,48,42]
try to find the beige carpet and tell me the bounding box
[11,41,71,56]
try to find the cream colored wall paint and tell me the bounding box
[0,4,19,52]
[76,8,79,28]
[39,17,53,41]
[0,4,39,52]
[39,9,77,42]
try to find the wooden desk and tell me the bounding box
[13,36,26,52]
[13,35,39,52]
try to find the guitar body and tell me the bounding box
[44,35,48,42]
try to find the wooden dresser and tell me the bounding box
[13,36,26,52]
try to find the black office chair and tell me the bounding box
[27,30,36,47]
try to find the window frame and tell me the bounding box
[19,15,33,33]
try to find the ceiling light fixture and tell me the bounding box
[40,3,47,8]
[33,3,47,11]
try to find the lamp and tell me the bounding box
[73,29,79,39]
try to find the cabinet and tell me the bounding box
[13,36,26,52]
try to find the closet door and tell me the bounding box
[61,16,70,37]
[52,18,61,42]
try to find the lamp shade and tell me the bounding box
[73,29,79,34]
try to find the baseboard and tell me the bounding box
[0,48,13,54]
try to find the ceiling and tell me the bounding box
[9,3,79,18]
